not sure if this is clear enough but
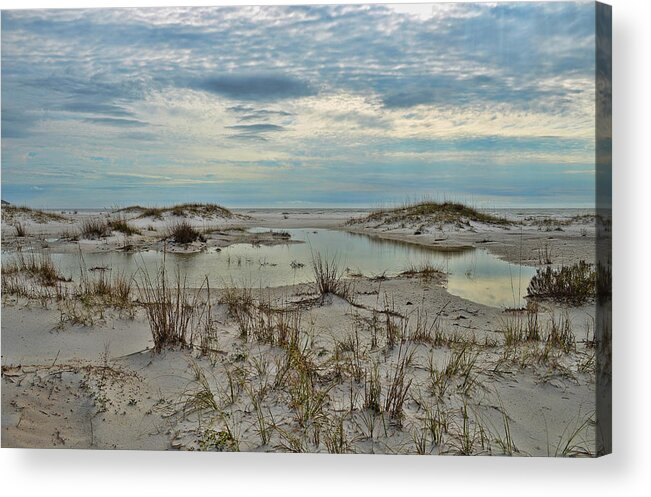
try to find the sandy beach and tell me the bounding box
[1,203,607,455]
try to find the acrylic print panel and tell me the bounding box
[0,2,611,456]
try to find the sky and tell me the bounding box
[1,2,600,209]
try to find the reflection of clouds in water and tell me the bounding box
[448,274,533,309]
[40,228,535,308]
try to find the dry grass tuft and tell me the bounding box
[80,218,111,239]
[165,220,205,244]
[136,265,211,352]
[108,217,141,236]
[311,252,353,301]
[1,250,70,287]
[401,262,443,282]
[14,222,28,237]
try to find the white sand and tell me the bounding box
[1,206,600,455]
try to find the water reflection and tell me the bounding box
[8,228,536,308]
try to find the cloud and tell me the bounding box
[1,109,37,138]
[194,74,315,101]
[226,134,268,142]
[225,124,285,133]
[59,101,134,117]
[224,122,287,141]
[83,117,148,127]
[227,105,292,118]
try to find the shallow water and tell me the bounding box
[19,228,536,308]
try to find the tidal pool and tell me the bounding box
[27,228,536,308]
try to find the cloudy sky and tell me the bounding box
[1,2,598,208]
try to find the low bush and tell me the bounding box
[527,261,596,305]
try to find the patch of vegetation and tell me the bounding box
[136,266,212,352]
[172,284,593,456]
[80,218,112,239]
[117,203,234,220]
[108,218,141,236]
[311,252,353,301]
[1,205,68,224]
[527,261,596,305]
[59,228,80,241]
[525,214,596,232]
[348,201,511,227]
[198,429,240,452]
[401,262,443,281]
[14,222,28,237]
[165,220,205,244]
[78,269,133,309]
[1,251,70,287]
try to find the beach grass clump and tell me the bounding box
[384,342,416,423]
[546,312,575,353]
[1,251,69,287]
[224,290,303,349]
[363,363,382,412]
[59,228,80,241]
[501,307,542,346]
[527,261,596,305]
[408,307,443,344]
[348,200,511,227]
[361,343,415,424]
[401,262,443,282]
[80,218,112,239]
[221,287,255,334]
[311,252,353,300]
[13,222,28,237]
[165,220,205,244]
[136,265,210,352]
[107,218,141,236]
[78,270,133,309]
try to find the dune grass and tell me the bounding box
[13,222,28,237]
[108,217,141,236]
[1,250,70,287]
[165,275,595,455]
[311,251,353,300]
[78,269,134,309]
[401,262,444,282]
[80,218,112,239]
[348,200,511,226]
[1,205,68,223]
[117,203,233,220]
[165,220,205,244]
[136,264,213,352]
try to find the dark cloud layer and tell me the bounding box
[195,74,314,102]
[225,124,285,133]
